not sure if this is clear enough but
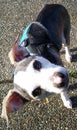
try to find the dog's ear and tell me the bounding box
[1,91,29,126]
[7,92,28,113]
[8,35,30,65]
[12,44,29,62]
[27,22,51,45]
[8,34,19,65]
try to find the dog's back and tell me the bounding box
[36,4,70,50]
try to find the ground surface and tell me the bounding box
[0,0,77,130]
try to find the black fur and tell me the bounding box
[26,4,70,64]
[36,4,70,48]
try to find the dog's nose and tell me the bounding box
[52,72,69,88]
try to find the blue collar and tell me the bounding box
[19,23,32,53]
[19,23,32,45]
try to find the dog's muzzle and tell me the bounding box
[51,71,69,89]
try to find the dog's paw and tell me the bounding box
[65,53,72,63]
[64,99,72,109]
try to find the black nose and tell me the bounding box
[57,72,65,79]
[53,72,65,79]
[53,72,69,88]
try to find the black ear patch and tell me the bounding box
[33,60,42,71]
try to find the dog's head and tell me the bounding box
[6,53,69,114]
[14,55,69,94]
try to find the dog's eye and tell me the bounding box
[33,60,42,71]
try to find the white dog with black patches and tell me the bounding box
[1,4,72,126]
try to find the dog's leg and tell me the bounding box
[60,91,72,109]
[63,18,72,63]
[1,89,14,127]
[63,45,72,63]
[62,33,72,63]
[64,45,72,63]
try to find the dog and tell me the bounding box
[1,4,72,126]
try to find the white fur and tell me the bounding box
[61,91,72,108]
[14,56,72,109]
[65,46,72,63]
[62,33,72,63]
[14,56,67,93]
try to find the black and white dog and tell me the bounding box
[1,4,72,124]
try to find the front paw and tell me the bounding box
[64,99,72,109]
[65,54,72,63]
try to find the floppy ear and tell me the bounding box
[12,44,29,62]
[8,35,30,65]
[28,22,51,45]
[7,92,28,113]
[1,91,29,127]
